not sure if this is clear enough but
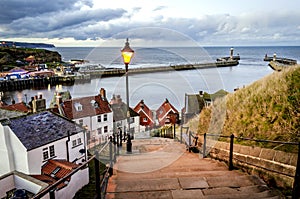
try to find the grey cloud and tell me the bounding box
[1,4,300,46]
[3,8,126,38]
[0,0,93,24]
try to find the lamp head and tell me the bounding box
[121,38,134,65]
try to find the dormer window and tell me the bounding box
[91,100,98,108]
[74,102,83,111]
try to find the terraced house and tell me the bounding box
[54,88,113,146]
[0,111,89,199]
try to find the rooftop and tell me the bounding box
[0,109,26,120]
[6,111,83,150]
[62,95,112,119]
[0,102,31,113]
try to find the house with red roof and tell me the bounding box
[134,100,155,130]
[55,88,113,144]
[0,111,89,198]
[0,101,30,113]
[156,98,179,126]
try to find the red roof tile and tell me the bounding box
[1,102,30,113]
[61,95,112,119]
[156,99,179,126]
[134,100,154,127]
[32,159,80,190]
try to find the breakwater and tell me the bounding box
[0,60,238,91]
[81,60,239,78]
[0,76,76,92]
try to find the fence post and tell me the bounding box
[173,123,176,140]
[188,131,192,152]
[109,137,113,176]
[94,151,101,199]
[292,142,300,199]
[180,126,182,144]
[114,138,117,163]
[203,133,206,158]
[49,189,55,199]
[229,134,234,171]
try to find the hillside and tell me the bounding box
[195,65,300,147]
[0,47,61,70]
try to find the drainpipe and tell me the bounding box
[83,129,88,162]
[66,131,70,162]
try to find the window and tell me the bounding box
[43,145,55,161]
[43,150,49,161]
[103,114,107,121]
[77,138,82,145]
[97,127,102,134]
[143,117,148,122]
[49,145,55,157]
[79,119,83,126]
[130,117,135,124]
[74,102,83,111]
[72,140,77,147]
[97,115,101,122]
[104,126,108,133]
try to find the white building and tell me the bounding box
[55,88,114,145]
[110,95,140,137]
[0,111,89,199]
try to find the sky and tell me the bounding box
[1,0,300,47]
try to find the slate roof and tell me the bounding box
[0,109,26,120]
[111,102,139,122]
[61,95,112,119]
[7,111,83,151]
[185,94,205,114]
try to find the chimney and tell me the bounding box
[140,100,144,109]
[116,95,122,104]
[100,88,106,101]
[199,91,204,97]
[56,92,63,106]
[32,96,37,113]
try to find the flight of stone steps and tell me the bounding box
[106,139,282,199]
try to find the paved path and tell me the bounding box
[106,138,281,199]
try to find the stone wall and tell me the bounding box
[204,141,297,190]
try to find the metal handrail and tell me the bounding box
[202,133,300,199]
[204,133,298,145]
[32,140,112,199]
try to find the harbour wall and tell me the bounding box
[0,60,239,91]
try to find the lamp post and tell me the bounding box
[121,38,134,149]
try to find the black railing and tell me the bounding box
[202,133,300,199]
[32,134,128,199]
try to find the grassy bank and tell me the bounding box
[195,65,300,152]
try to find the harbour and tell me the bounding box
[0,59,238,92]
[1,46,299,110]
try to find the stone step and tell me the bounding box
[111,170,243,180]
[106,138,281,199]
[202,190,280,199]
[106,187,280,199]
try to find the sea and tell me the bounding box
[2,46,300,110]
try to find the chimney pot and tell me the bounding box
[100,88,106,100]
